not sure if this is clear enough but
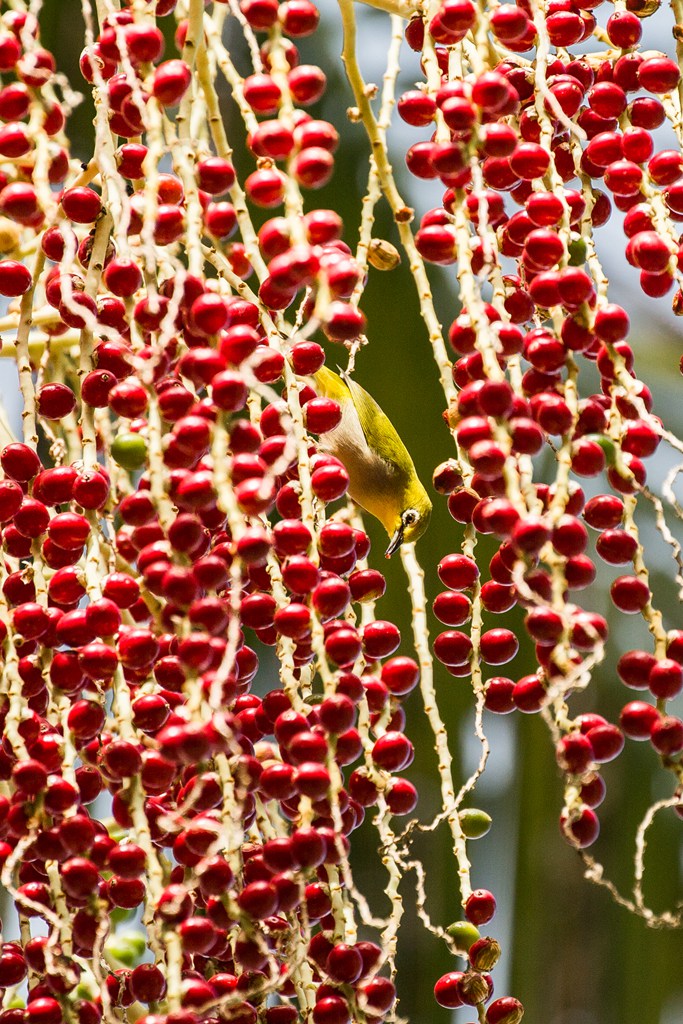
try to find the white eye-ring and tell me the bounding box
[403,508,418,526]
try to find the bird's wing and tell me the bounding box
[339,369,409,477]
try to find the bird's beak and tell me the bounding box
[385,524,404,558]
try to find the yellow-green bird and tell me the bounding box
[312,365,432,557]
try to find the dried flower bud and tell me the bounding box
[433,459,463,494]
[632,0,660,16]
[395,205,414,223]
[0,217,21,253]
[368,238,401,271]
[469,936,502,971]
[458,969,491,1005]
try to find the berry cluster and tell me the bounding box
[0,2,516,1024]
[0,4,447,1024]
[381,0,683,993]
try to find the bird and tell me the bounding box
[311,364,432,557]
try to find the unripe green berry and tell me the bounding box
[111,432,148,471]
[592,435,617,465]
[446,919,481,953]
[568,235,587,267]
[76,983,98,1003]
[104,929,147,966]
[459,807,492,839]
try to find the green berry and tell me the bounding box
[568,235,587,267]
[104,928,147,967]
[459,808,492,839]
[591,434,617,467]
[446,919,480,954]
[111,431,148,471]
[76,983,98,1002]
[105,819,126,841]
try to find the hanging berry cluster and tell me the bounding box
[393,0,683,854]
[357,0,683,969]
[0,0,680,1022]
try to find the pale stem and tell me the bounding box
[624,495,668,663]
[358,0,416,15]
[338,0,455,404]
[15,248,46,448]
[352,15,403,307]
[195,26,268,281]
[400,544,473,902]
[78,210,114,470]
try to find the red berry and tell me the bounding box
[312,996,349,1024]
[606,10,642,47]
[648,658,683,700]
[557,733,594,774]
[465,888,496,924]
[153,59,191,106]
[434,972,465,1009]
[650,716,683,756]
[0,258,31,295]
[438,553,479,590]
[620,700,660,739]
[638,56,680,94]
[371,731,414,772]
[596,529,637,564]
[325,943,363,984]
[288,64,327,105]
[486,997,525,1024]
[1,443,41,481]
[37,382,77,419]
[480,628,519,665]
[560,806,600,848]
[61,187,102,223]
[434,630,473,667]
[610,575,650,613]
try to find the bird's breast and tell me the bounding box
[318,400,402,529]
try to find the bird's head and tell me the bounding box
[385,490,432,558]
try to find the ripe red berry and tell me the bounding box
[1,443,41,481]
[620,700,660,739]
[0,258,31,295]
[434,972,465,1008]
[371,731,414,772]
[650,716,683,756]
[638,56,680,94]
[610,575,650,613]
[61,186,102,223]
[312,996,350,1024]
[37,382,77,419]
[433,590,472,626]
[606,10,642,47]
[438,553,479,590]
[648,658,683,700]
[486,996,525,1023]
[153,59,191,106]
[103,257,142,297]
[480,628,519,665]
[465,888,496,924]
[434,630,473,667]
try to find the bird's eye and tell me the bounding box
[403,509,418,526]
